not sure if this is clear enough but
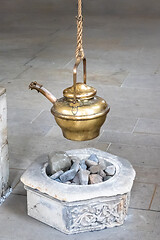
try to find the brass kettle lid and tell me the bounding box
[63,83,97,99]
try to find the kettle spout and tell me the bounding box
[29,81,57,104]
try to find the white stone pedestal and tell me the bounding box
[21,148,136,234]
[0,87,10,205]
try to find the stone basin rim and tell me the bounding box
[21,148,136,202]
[45,158,120,186]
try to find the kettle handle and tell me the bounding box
[73,57,86,103]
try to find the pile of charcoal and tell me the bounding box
[48,152,116,185]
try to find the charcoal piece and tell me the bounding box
[70,156,81,163]
[50,170,64,180]
[48,151,71,174]
[89,165,104,174]
[88,154,99,163]
[103,175,112,181]
[60,169,76,183]
[79,159,87,170]
[99,159,112,169]
[85,159,98,167]
[78,169,90,185]
[54,178,62,183]
[71,161,80,172]
[105,165,116,176]
[99,170,106,178]
[64,181,72,184]
[72,174,80,185]
[89,174,102,184]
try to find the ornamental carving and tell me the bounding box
[66,193,130,230]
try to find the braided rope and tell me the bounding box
[75,0,84,60]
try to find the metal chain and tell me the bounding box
[75,0,84,60]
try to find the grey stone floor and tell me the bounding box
[0,1,160,239]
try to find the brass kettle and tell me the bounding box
[29,58,110,141]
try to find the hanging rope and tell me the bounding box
[75,0,84,60]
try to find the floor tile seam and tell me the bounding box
[133,164,160,170]
[7,106,49,111]
[49,24,73,38]
[33,27,66,49]
[103,129,137,134]
[95,141,111,147]
[9,167,29,171]
[13,65,32,79]
[131,118,140,134]
[120,73,160,77]
[24,56,37,66]
[134,116,160,121]
[26,45,49,60]
[30,109,44,124]
[133,131,160,136]
[106,143,111,151]
[24,36,60,66]
[9,153,41,161]
[129,206,160,213]
[8,120,53,126]
[48,27,62,37]
[28,25,73,61]
[120,85,160,90]
[62,58,74,69]
[134,181,158,186]
[0,77,31,84]
[135,182,160,186]
[115,83,160,90]
[120,70,160,89]
[44,128,62,137]
[148,184,157,210]
[106,115,138,120]
[120,71,131,88]
[9,168,26,171]
[101,141,160,149]
[11,192,26,197]
[11,180,20,190]
[89,81,160,93]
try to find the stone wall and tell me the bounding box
[0,87,9,200]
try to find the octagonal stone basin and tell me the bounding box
[21,148,136,234]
